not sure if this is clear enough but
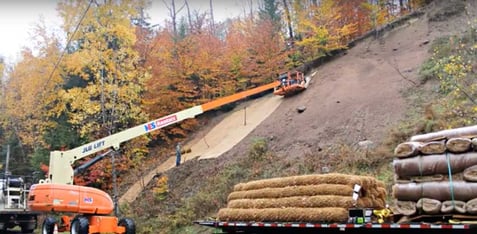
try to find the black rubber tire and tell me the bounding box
[118,217,136,234]
[70,216,89,234]
[41,216,57,234]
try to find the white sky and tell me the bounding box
[0,0,250,66]
[0,1,60,64]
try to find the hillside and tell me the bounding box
[128,1,477,233]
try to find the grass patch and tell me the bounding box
[130,25,477,234]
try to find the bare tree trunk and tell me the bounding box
[185,0,192,32]
[209,0,215,32]
[170,0,178,37]
[163,0,185,38]
[249,0,254,20]
[282,0,293,39]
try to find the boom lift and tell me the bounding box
[273,71,311,97]
[27,80,283,234]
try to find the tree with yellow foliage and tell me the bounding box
[1,21,65,174]
[56,0,150,188]
[294,0,358,61]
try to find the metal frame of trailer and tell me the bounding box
[195,221,477,234]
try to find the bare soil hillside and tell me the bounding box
[129,0,477,232]
[242,0,476,159]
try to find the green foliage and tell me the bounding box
[248,137,269,161]
[323,144,390,175]
[132,161,251,234]
[29,147,49,175]
[0,137,32,175]
[43,116,84,150]
[418,23,477,128]
[153,176,169,201]
[258,0,282,27]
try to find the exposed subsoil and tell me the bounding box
[126,0,477,229]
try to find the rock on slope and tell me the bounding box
[133,0,477,230]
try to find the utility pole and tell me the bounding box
[6,145,10,175]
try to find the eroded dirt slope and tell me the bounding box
[131,0,477,229]
[211,0,477,161]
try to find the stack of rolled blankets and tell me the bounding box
[392,125,477,215]
[217,173,386,222]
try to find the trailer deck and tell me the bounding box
[195,220,477,234]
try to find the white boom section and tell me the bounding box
[46,106,204,184]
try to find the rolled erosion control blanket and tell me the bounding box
[392,201,416,216]
[418,140,446,155]
[416,198,441,214]
[227,195,384,209]
[394,142,421,158]
[392,181,477,201]
[393,152,477,178]
[464,165,477,182]
[466,198,477,214]
[472,138,477,150]
[227,184,354,201]
[376,187,387,201]
[396,174,445,183]
[396,173,465,183]
[441,200,466,214]
[410,125,477,142]
[233,173,379,191]
[446,138,472,153]
[217,207,349,222]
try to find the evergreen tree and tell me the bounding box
[259,0,282,29]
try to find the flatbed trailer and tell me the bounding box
[195,220,477,234]
[0,210,38,233]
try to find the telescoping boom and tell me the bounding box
[27,80,282,234]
